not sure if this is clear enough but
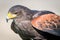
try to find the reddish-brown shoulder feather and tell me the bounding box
[31,14,60,30]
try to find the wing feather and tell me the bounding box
[31,14,60,36]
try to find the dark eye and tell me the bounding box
[14,12,17,14]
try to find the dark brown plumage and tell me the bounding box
[6,5,60,40]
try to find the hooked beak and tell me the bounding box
[6,12,17,22]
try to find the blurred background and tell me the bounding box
[0,0,60,40]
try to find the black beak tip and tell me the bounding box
[6,19,8,22]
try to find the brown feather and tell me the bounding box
[31,14,60,30]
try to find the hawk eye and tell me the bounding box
[14,12,17,14]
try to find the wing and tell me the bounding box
[31,14,60,36]
[32,10,55,18]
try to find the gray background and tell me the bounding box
[0,0,60,40]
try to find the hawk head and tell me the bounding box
[6,5,32,22]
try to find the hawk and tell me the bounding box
[6,5,60,40]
